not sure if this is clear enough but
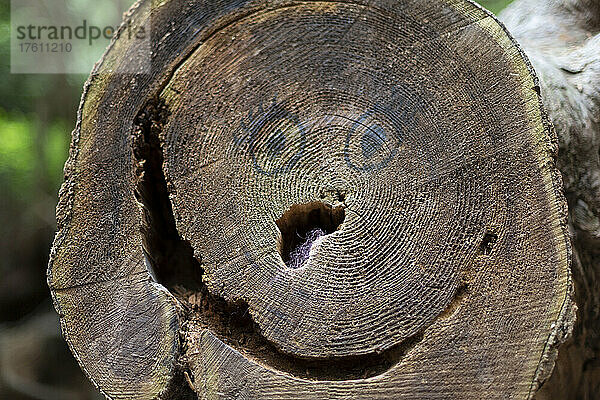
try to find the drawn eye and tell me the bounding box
[361,123,387,160]
[236,100,306,176]
[344,86,424,173]
[344,108,401,172]
[265,129,286,159]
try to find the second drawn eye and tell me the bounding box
[361,124,387,160]
[344,109,401,173]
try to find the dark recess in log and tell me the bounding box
[276,202,345,269]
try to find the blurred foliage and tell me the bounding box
[0,0,86,324]
[0,0,94,397]
[479,0,515,14]
[0,112,69,197]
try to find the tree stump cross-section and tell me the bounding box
[48,0,574,399]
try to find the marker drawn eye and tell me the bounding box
[234,98,306,176]
[344,108,400,172]
[266,129,286,159]
[361,123,387,160]
[344,85,423,173]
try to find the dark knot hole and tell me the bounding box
[276,202,345,269]
[479,231,498,255]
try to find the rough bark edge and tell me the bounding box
[498,1,600,396]
[447,1,577,397]
[47,1,185,399]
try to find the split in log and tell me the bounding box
[48,0,580,399]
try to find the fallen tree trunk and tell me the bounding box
[48,0,597,398]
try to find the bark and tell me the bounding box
[499,1,600,398]
[47,0,595,398]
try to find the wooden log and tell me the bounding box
[48,0,578,398]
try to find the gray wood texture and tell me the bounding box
[47,0,585,398]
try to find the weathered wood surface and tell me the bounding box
[47,0,583,399]
[499,1,600,398]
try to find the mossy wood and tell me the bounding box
[48,0,575,399]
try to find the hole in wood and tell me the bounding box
[479,231,498,255]
[276,202,345,269]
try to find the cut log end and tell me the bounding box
[48,0,574,398]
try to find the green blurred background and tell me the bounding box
[0,0,513,398]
